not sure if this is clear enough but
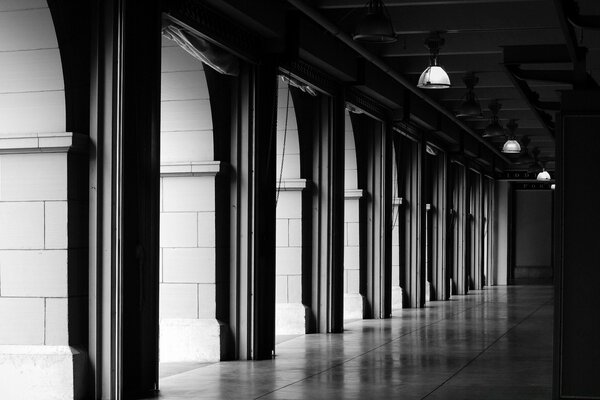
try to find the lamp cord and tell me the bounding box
[276,76,291,206]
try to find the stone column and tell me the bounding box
[0,133,87,400]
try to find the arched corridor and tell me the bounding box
[0,1,597,399]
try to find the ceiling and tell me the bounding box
[312,0,600,171]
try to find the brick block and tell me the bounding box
[45,201,67,249]
[347,269,360,293]
[344,169,358,189]
[288,218,302,247]
[276,128,299,154]
[0,298,44,344]
[197,212,215,247]
[276,247,302,275]
[344,198,359,223]
[276,154,300,179]
[0,202,44,249]
[162,248,215,283]
[161,70,209,101]
[276,219,289,247]
[197,284,216,319]
[160,283,198,319]
[0,250,67,297]
[0,153,67,201]
[276,191,302,219]
[162,176,215,212]
[161,130,213,163]
[344,246,360,270]
[161,99,212,132]
[45,298,68,345]
[347,222,360,246]
[160,212,197,248]
[287,275,302,303]
[275,275,287,303]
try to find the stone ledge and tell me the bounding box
[0,133,87,155]
[0,345,86,400]
[161,161,222,177]
[345,189,363,199]
[277,179,307,191]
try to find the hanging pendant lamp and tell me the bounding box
[482,100,505,137]
[502,119,521,154]
[417,32,451,89]
[457,72,482,117]
[537,169,551,180]
[353,0,397,43]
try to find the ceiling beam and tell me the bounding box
[326,1,560,34]
[317,0,552,8]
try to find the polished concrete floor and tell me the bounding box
[151,285,553,399]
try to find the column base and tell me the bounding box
[276,303,308,335]
[159,318,227,362]
[0,345,86,400]
[343,293,364,320]
[392,286,404,309]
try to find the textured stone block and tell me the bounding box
[162,248,215,283]
[197,284,216,319]
[160,212,198,248]
[288,218,302,247]
[0,298,44,344]
[344,246,360,270]
[276,247,302,275]
[0,345,86,400]
[197,212,215,247]
[162,176,215,212]
[160,283,198,319]
[275,303,307,335]
[0,153,67,200]
[276,218,289,247]
[344,198,359,223]
[45,201,67,249]
[45,298,68,345]
[344,293,364,320]
[276,191,302,219]
[0,201,44,249]
[275,275,287,303]
[161,130,213,163]
[287,275,302,303]
[346,269,360,294]
[159,319,225,362]
[347,222,360,246]
[0,250,68,297]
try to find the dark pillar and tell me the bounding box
[554,90,600,399]
[429,150,448,301]
[450,161,468,295]
[354,116,392,319]
[89,0,161,397]
[469,170,484,290]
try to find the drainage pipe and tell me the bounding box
[286,0,511,163]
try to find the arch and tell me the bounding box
[159,36,221,363]
[343,109,363,320]
[0,2,65,134]
[275,78,306,336]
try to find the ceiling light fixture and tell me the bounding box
[353,0,397,44]
[456,72,482,117]
[417,32,451,89]
[537,169,551,180]
[482,100,505,137]
[502,119,521,154]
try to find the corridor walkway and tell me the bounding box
[151,286,553,399]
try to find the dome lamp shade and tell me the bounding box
[353,0,397,43]
[417,32,451,89]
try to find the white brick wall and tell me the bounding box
[159,37,219,362]
[0,297,44,344]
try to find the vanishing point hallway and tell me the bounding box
[151,286,553,399]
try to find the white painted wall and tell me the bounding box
[159,37,221,361]
[0,4,85,398]
[493,180,510,285]
[343,111,363,319]
[275,80,306,335]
